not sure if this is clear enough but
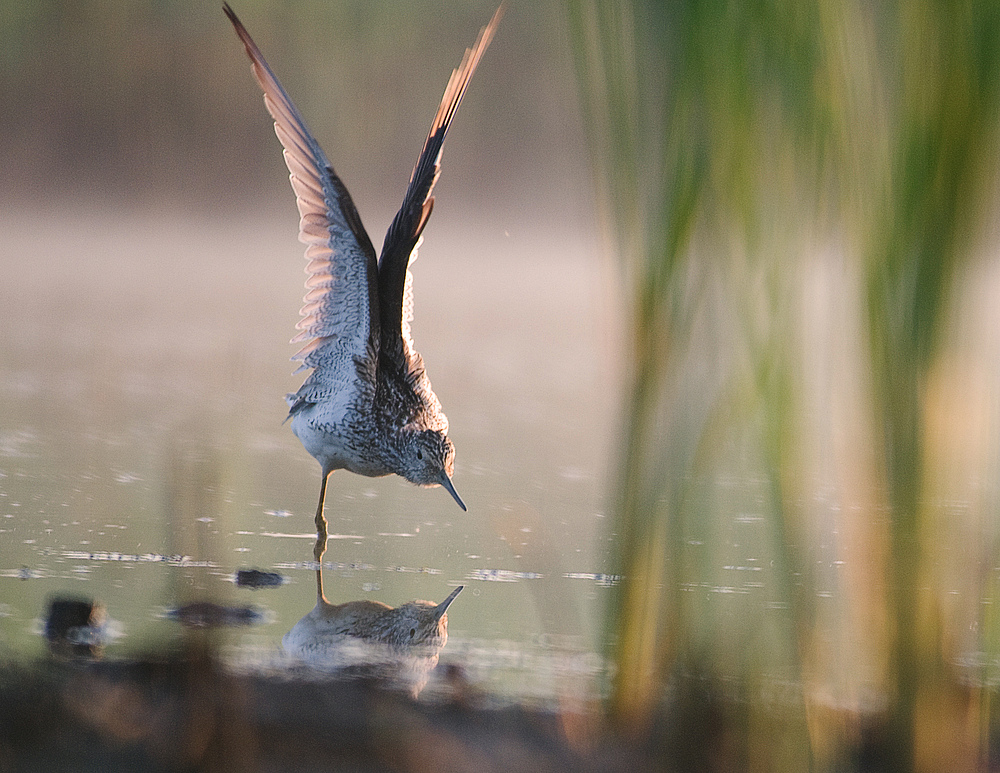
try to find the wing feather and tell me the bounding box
[225,4,379,398]
[377,5,504,372]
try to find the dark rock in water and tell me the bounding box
[168,602,263,629]
[45,595,106,658]
[236,568,284,589]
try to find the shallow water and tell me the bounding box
[0,208,619,703]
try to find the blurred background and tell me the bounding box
[4,0,1000,771]
[0,0,585,219]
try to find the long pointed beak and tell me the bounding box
[439,473,467,511]
[435,585,464,621]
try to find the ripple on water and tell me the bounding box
[59,550,216,567]
[563,572,621,587]
[260,531,364,540]
[465,568,543,583]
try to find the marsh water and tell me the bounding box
[0,208,619,703]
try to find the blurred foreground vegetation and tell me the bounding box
[570,0,1000,770]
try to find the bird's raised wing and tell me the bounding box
[225,4,379,396]
[377,5,503,373]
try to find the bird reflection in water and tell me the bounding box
[283,534,462,697]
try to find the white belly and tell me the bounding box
[289,405,389,477]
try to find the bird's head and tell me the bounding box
[397,428,466,511]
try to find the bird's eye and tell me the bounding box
[409,628,416,638]
[416,450,423,460]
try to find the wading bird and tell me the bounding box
[224,5,502,556]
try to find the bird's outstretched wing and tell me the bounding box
[225,4,379,402]
[377,5,504,373]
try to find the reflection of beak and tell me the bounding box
[439,473,467,511]
[435,585,464,621]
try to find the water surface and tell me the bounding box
[0,208,618,703]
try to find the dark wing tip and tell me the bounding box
[223,3,264,64]
[222,3,240,32]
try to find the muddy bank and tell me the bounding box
[0,650,649,773]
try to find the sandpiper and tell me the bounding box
[224,5,502,552]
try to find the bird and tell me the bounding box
[223,4,502,555]
[283,583,464,697]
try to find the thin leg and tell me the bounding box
[312,469,331,565]
[313,527,327,597]
[314,561,326,603]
